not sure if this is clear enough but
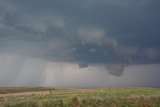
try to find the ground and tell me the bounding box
[0,87,160,107]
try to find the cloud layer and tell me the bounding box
[0,0,160,86]
[0,0,160,64]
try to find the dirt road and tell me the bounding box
[0,91,49,97]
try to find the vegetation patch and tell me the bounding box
[0,88,159,107]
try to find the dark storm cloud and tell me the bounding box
[105,64,126,77]
[78,63,88,69]
[0,0,160,77]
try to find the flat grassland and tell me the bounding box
[0,87,160,107]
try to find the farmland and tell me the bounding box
[0,87,160,107]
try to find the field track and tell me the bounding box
[0,91,49,97]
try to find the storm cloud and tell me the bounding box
[0,0,160,87]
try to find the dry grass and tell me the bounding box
[0,87,159,107]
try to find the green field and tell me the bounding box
[0,87,160,107]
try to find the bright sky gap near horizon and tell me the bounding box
[0,0,160,88]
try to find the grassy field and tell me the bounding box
[0,87,160,107]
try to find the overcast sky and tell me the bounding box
[0,0,160,87]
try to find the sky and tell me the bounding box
[0,0,160,87]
